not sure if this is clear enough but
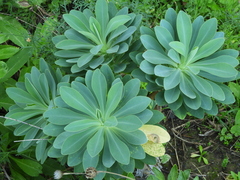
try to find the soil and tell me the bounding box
[159,115,240,180]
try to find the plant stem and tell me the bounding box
[98,171,135,180]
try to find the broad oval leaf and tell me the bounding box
[87,127,104,157]
[163,69,181,90]
[106,129,130,165]
[105,81,123,117]
[192,38,225,62]
[63,14,89,32]
[143,49,176,66]
[105,15,131,37]
[177,11,192,47]
[140,60,155,75]
[91,69,107,111]
[64,120,101,132]
[61,128,97,155]
[60,86,96,118]
[113,96,151,117]
[164,87,181,104]
[154,65,176,77]
[56,39,94,50]
[117,115,143,132]
[193,18,217,48]
[154,26,174,51]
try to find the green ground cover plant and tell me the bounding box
[0,0,239,179]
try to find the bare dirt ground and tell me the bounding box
[161,115,240,180]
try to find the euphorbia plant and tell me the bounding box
[131,8,239,119]
[53,0,142,73]
[4,59,70,163]
[43,64,167,179]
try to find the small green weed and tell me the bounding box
[147,164,199,180]
[226,171,240,180]
[191,145,209,165]
[221,157,229,168]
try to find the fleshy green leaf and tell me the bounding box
[193,18,217,48]
[105,81,123,117]
[64,120,101,132]
[63,14,89,32]
[169,41,186,57]
[106,129,130,165]
[77,53,94,67]
[61,128,97,155]
[143,49,176,66]
[95,0,109,37]
[117,115,143,132]
[140,34,165,53]
[87,127,104,157]
[177,11,192,47]
[188,73,213,97]
[113,96,151,117]
[91,69,107,111]
[154,65,176,77]
[44,108,88,125]
[82,150,99,169]
[140,60,155,75]
[163,69,181,90]
[55,39,94,49]
[60,86,96,118]
[164,87,180,104]
[192,38,225,62]
[105,15,131,37]
[154,26,173,51]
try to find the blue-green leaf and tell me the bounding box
[105,81,123,117]
[87,127,104,157]
[163,69,181,90]
[117,115,143,132]
[140,34,165,53]
[140,60,155,75]
[106,129,130,165]
[193,18,217,48]
[105,15,131,37]
[56,39,94,49]
[188,73,213,97]
[143,50,176,66]
[95,0,109,36]
[64,120,101,132]
[63,14,88,32]
[177,11,192,47]
[102,140,115,168]
[83,150,99,170]
[91,69,107,111]
[169,41,186,57]
[60,86,96,118]
[117,129,147,145]
[164,87,180,104]
[154,65,176,77]
[61,128,97,155]
[179,73,196,99]
[192,38,225,62]
[77,53,94,67]
[44,108,89,125]
[113,96,151,117]
[154,26,174,51]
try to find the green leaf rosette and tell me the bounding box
[4,59,70,163]
[53,0,142,74]
[44,65,164,179]
[131,8,239,119]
